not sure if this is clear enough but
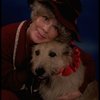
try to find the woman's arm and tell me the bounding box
[1,23,28,91]
[79,48,96,93]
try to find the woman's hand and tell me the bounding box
[57,90,82,100]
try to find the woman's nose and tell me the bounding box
[42,24,51,33]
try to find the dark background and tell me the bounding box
[1,0,99,79]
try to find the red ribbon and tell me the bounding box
[62,47,80,76]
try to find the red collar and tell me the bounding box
[60,47,80,76]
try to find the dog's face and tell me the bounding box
[31,41,72,78]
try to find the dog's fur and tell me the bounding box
[31,39,98,100]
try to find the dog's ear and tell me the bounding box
[63,45,72,55]
[55,25,73,43]
[55,33,72,44]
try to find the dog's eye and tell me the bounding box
[49,52,57,57]
[35,50,40,56]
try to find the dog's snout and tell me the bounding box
[35,67,45,76]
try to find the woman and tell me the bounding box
[1,0,96,100]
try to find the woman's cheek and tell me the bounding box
[49,32,58,40]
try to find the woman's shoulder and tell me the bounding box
[71,44,96,65]
[1,20,31,36]
[1,21,26,32]
[1,22,21,36]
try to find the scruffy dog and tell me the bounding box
[30,38,98,100]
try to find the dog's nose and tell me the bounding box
[35,67,45,76]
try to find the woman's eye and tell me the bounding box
[43,16,49,21]
[49,51,57,57]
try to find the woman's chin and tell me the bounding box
[32,38,48,43]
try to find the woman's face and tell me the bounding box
[27,16,59,43]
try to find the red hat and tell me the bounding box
[28,0,82,41]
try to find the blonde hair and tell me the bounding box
[30,1,55,21]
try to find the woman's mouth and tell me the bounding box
[36,28,47,39]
